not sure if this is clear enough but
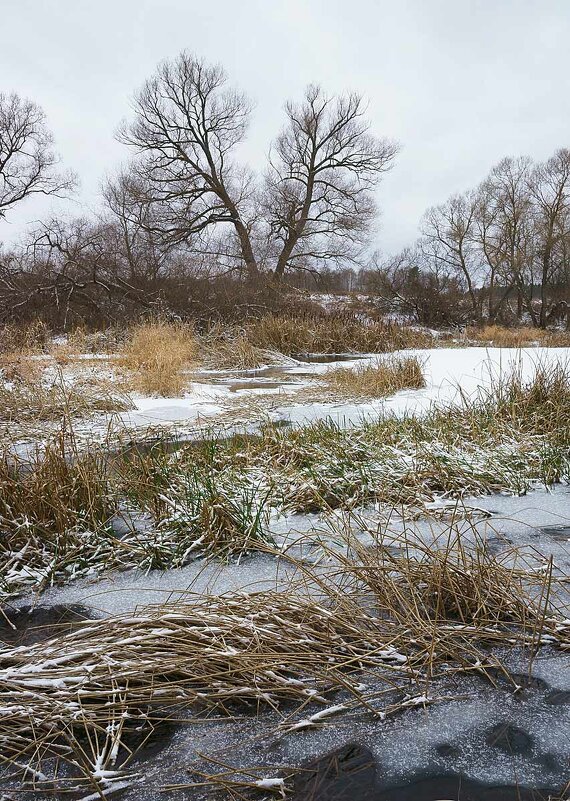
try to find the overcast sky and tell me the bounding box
[2,0,570,255]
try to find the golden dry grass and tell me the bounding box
[199,324,270,370]
[322,356,425,398]
[121,321,199,396]
[244,314,434,354]
[468,325,570,348]
[0,348,42,384]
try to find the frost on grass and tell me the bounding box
[0,528,567,796]
[4,361,570,600]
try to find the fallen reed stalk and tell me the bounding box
[0,526,567,796]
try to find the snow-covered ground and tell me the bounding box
[118,346,570,431]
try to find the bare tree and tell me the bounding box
[103,172,175,283]
[117,54,397,282]
[478,157,535,323]
[0,92,73,220]
[528,149,570,327]
[118,53,260,279]
[422,190,481,322]
[266,85,397,278]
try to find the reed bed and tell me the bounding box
[3,362,570,600]
[322,355,425,398]
[243,314,434,355]
[0,528,566,797]
[198,323,275,370]
[467,325,570,348]
[0,434,127,598]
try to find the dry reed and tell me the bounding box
[322,356,425,398]
[0,525,566,796]
[121,321,199,396]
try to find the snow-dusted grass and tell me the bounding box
[3,360,570,601]
[0,373,131,423]
[322,354,425,398]
[1,524,565,797]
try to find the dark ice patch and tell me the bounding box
[0,604,95,646]
[485,722,534,754]
[293,742,377,800]
[545,689,570,705]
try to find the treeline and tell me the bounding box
[1,52,569,330]
[372,151,570,328]
[0,51,396,328]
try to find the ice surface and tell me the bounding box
[88,346,570,432]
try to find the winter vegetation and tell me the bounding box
[2,44,570,801]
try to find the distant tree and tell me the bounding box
[371,244,467,327]
[422,190,481,322]
[478,157,535,323]
[0,92,73,221]
[117,52,397,281]
[528,149,570,327]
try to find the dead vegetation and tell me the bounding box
[198,323,277,370]
[1,346,570,796]
[0,524,566,797]
[120,321,199,395]
[3,361,570,599]
[322,355,425,398]
[244,313,435,355]
[0,376,131,423]
[467,325,570,348]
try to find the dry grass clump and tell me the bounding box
[345,532,545,632]
[66,325,128,354]
[0,436,123,596]
[468,325,570,348]
[0,322,49,383]
[0,378,131,423]
[245,314,434,355]
[0,320,50,354]
[0,437,113,540]
[0,348,42,384]
[199,323,273,370]
[449,361,570,454]
[121,321,199,395]
[0,528,565,795]
[322,356,425,398]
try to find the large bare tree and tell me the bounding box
[265,85,397,278]
[0,93,73,220]
[117,53,397,281]
[118,54,260,278]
